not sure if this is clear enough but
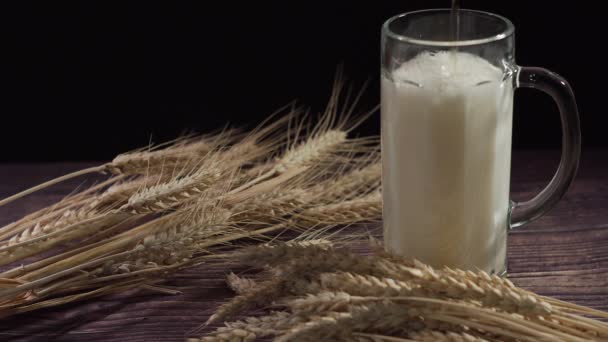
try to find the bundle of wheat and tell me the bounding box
[194,241,608,342]
[0,76,383,317]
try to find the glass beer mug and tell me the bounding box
[381,9,581,275]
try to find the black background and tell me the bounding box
[2,1,606,161]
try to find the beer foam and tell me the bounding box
[392,51,503,92]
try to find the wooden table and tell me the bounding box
[0,150,606,341]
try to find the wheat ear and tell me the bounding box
[0,174,147,250]
[197,311,309,341]
[318,270,552,319]
[426,265,553,316]
[0,174,121,242]
[122,165,222,214]
[0,210,128,267]
[228,188,310,223]
[319,272,426,298]
[276,302,434,342]
[354,331,490,342]
[228,155,380,225]
[232,245,421,282]
[309,161,381,204]
[230,129,348,194]
[230,239,333,267]
[5,201,100,246]
[226,273,258,294]
[294,191,382,226]
[204,278,288,326]
[109,138,213,176]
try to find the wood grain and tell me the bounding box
[0,150,606,341]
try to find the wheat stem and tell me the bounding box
[0,278,146,318]
[35,273,90,297]
[429,315,539,342]
[353,333,415,342]
[0,236,112,278]
[544,296,608,319]
[555,313,608,336]
[0,247,142,302]
[0,164,109,207]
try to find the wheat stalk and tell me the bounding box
[0,165,109,207]
[0,277,152,319]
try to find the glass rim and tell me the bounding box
[382,9,515,47]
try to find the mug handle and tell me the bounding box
[510,67,582,228]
